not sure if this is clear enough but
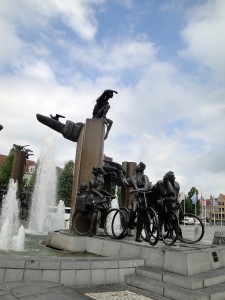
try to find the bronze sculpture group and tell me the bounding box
[36,89,182,242]
[76,161,180,242]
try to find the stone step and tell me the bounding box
[136,266,203,290]
[125,274,209,300]
[136,266,225,290]
[128,285,171,300]
[201,282,225,300]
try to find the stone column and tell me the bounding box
[121,161,137,208]
[11,149,26,196]
[70,118,105,231]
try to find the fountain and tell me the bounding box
[106,186,123,235]
[0,179,25,251]
[0,131,69,254]
[28,131,57,233]
[54,200,66,230]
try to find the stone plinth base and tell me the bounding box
[46,231,225,276]
[212,231,225,245]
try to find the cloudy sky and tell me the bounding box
[0,0,224,199]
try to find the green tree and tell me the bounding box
[27,160,39,192]
[0,148,14,190]
[57,160,74,207]
[186,187,200,215]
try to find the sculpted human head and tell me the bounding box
[163,171,175,183]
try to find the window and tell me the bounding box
[28,165,36,174]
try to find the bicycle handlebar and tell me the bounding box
[92,195,115,205]
[130,188,152,194]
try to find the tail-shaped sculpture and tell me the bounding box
[36,114,84,142]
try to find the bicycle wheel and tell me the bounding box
[178,213,204,244]
[104,208,127,239]
[71,211,91,236]
[161,211,179,246]
[143,207,160,246]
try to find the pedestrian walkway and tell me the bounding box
[0,281,91,300]
[0,226,224,300]
[0,281,153,299]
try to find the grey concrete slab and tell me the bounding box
[200,282,225,300]
[48,232,63,250]
[42,270,60,282]
[61,259,91,270]
[61,234,86,252]
[0,259,25,269]
[0,281,92,300]
[192,267,225,287]
[4,269,24,282]
[141,246,164,269]
[60,270,76,285]
[125,274,164,296]
[118,258,144,268]
[136,266,204,290]
[0,269,5,283]
[75,269,92,286]
[52,286,92,299]
[23,269,43,281]
[91,259,118,269]
[25,260,39,269]
[100,239,121,257]
[91,269,106,285]
[85,236,104,255]
[119,268,135,283]
[105,268,120,284]
[39,259,60,270]
[164,285,209,300]
[119,242,141,257]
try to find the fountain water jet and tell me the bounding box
[53,200,66,231]
[106,186,122,235]
[0,179,25,251]
[28,131,57,233]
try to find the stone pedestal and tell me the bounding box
[70,118,105,230]
[212,231,225,245]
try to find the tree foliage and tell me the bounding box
[0,148,14,190]
[185,187,200,215]
[57,160,74,207]
[27,160,39,192]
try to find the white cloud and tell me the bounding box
[0,0,102,43]
[0,17,24,64]
[20,60,55,82]
[0,0,225,199]
[180,0,225,81]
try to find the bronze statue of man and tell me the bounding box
[92,89,117,140]
[152,171,180,209]
[127,162,152,243]
[87,166,115,236]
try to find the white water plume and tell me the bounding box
[53,200,66,231]
[28,131,57,233]
[0,179,25,251]
[106,186,122,235]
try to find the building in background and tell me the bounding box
[211,194,225,226]
[0,154,36,184]
[199,196,212,224]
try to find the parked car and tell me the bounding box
[181,217,200,225]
